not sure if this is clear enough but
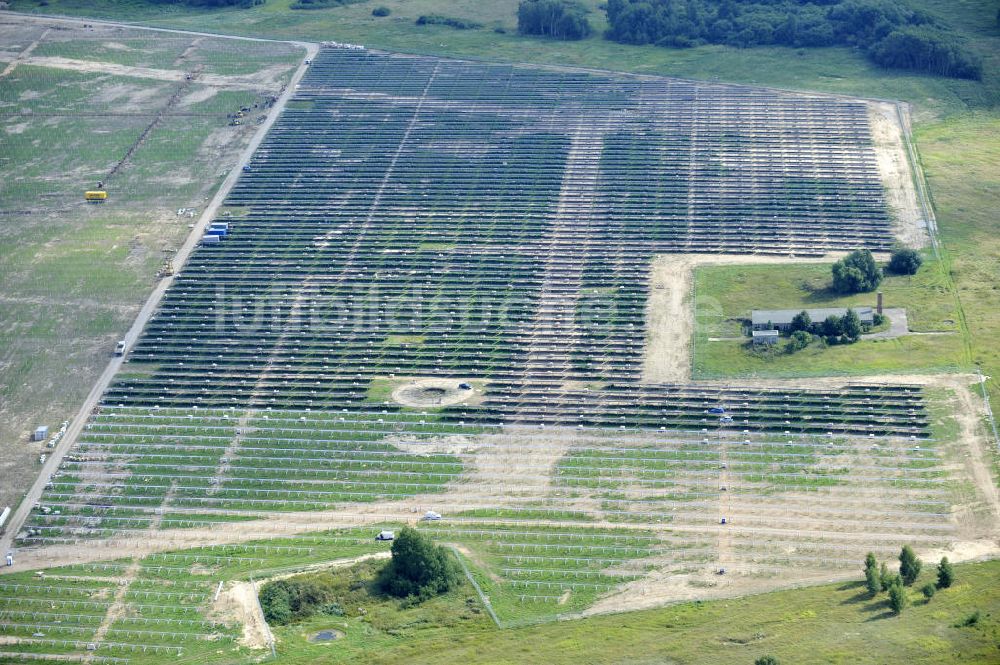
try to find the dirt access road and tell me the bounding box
[0,13,317,559]
[642,252,860,383]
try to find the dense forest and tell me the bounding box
[604,0,982,79]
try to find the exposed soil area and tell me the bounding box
[643,253,854,383]
[392,378,482,408]
[869,102,929,248]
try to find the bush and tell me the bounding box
[832,249,882,294]
[755,657,779,665]
[921,583,936,600]
[958,610,981,627]
[416,15,482,30]
[259,578,332,625]
[518,0,593,40]
[887,247,923,275]
[377,527,462,601]
[937,556,954,589]
[291,0,364,9]
[785,330,811,353]
[879,562,894,591]
[372,6,390,17]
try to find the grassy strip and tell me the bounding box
[268,558,1000,664]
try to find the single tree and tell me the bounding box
[832,249,882,294]
[864,553,881,596]
[921,583,936,600]
[936,556,954,589]
[887,247,923,275]
[899,545,922,586]
[821,314,843,338]
[841,308,863,341]
[789,310,812,334]
[888,579,907,614]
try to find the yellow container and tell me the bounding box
[84,190,108,201]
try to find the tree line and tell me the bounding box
[603,0,982,79]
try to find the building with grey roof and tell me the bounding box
[751,307,873,332]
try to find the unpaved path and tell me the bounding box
[951,380,1000,526]
[643,253,857,383]
[211,552,388,649]
[2,55,274,90]
[0,23,316,559]
[83,560,141,663]
[869,102,928,248]
[0,27,48,78]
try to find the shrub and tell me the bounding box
[416,15,483,30]
[372,6,390,17]
[887,247,923,275]
[921,583,936,600]
[936,556,954,589]
[785,330,811,353]
[755,657,779,665]
[259,579,333,625]
[291,0,364,9]
[878,562,893,591]
[377,527,462,601]
[958,610,980,627]
[518,0,593,40]
[832,249,882,294]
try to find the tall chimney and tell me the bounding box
[877,292,883,315]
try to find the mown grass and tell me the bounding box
[916,112,1000,403]
[268,558,1000,665]
[691,260,970,380]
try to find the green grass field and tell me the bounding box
[270,557,1000,665]
[0,24,301,510]
[691,260,971,380]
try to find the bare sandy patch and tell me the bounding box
[178,86,218,107]
[390,434,484,457]
[642,253,854,383]
[392,378,483,408]
[869,102,928,248]
[212,581,269,650]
